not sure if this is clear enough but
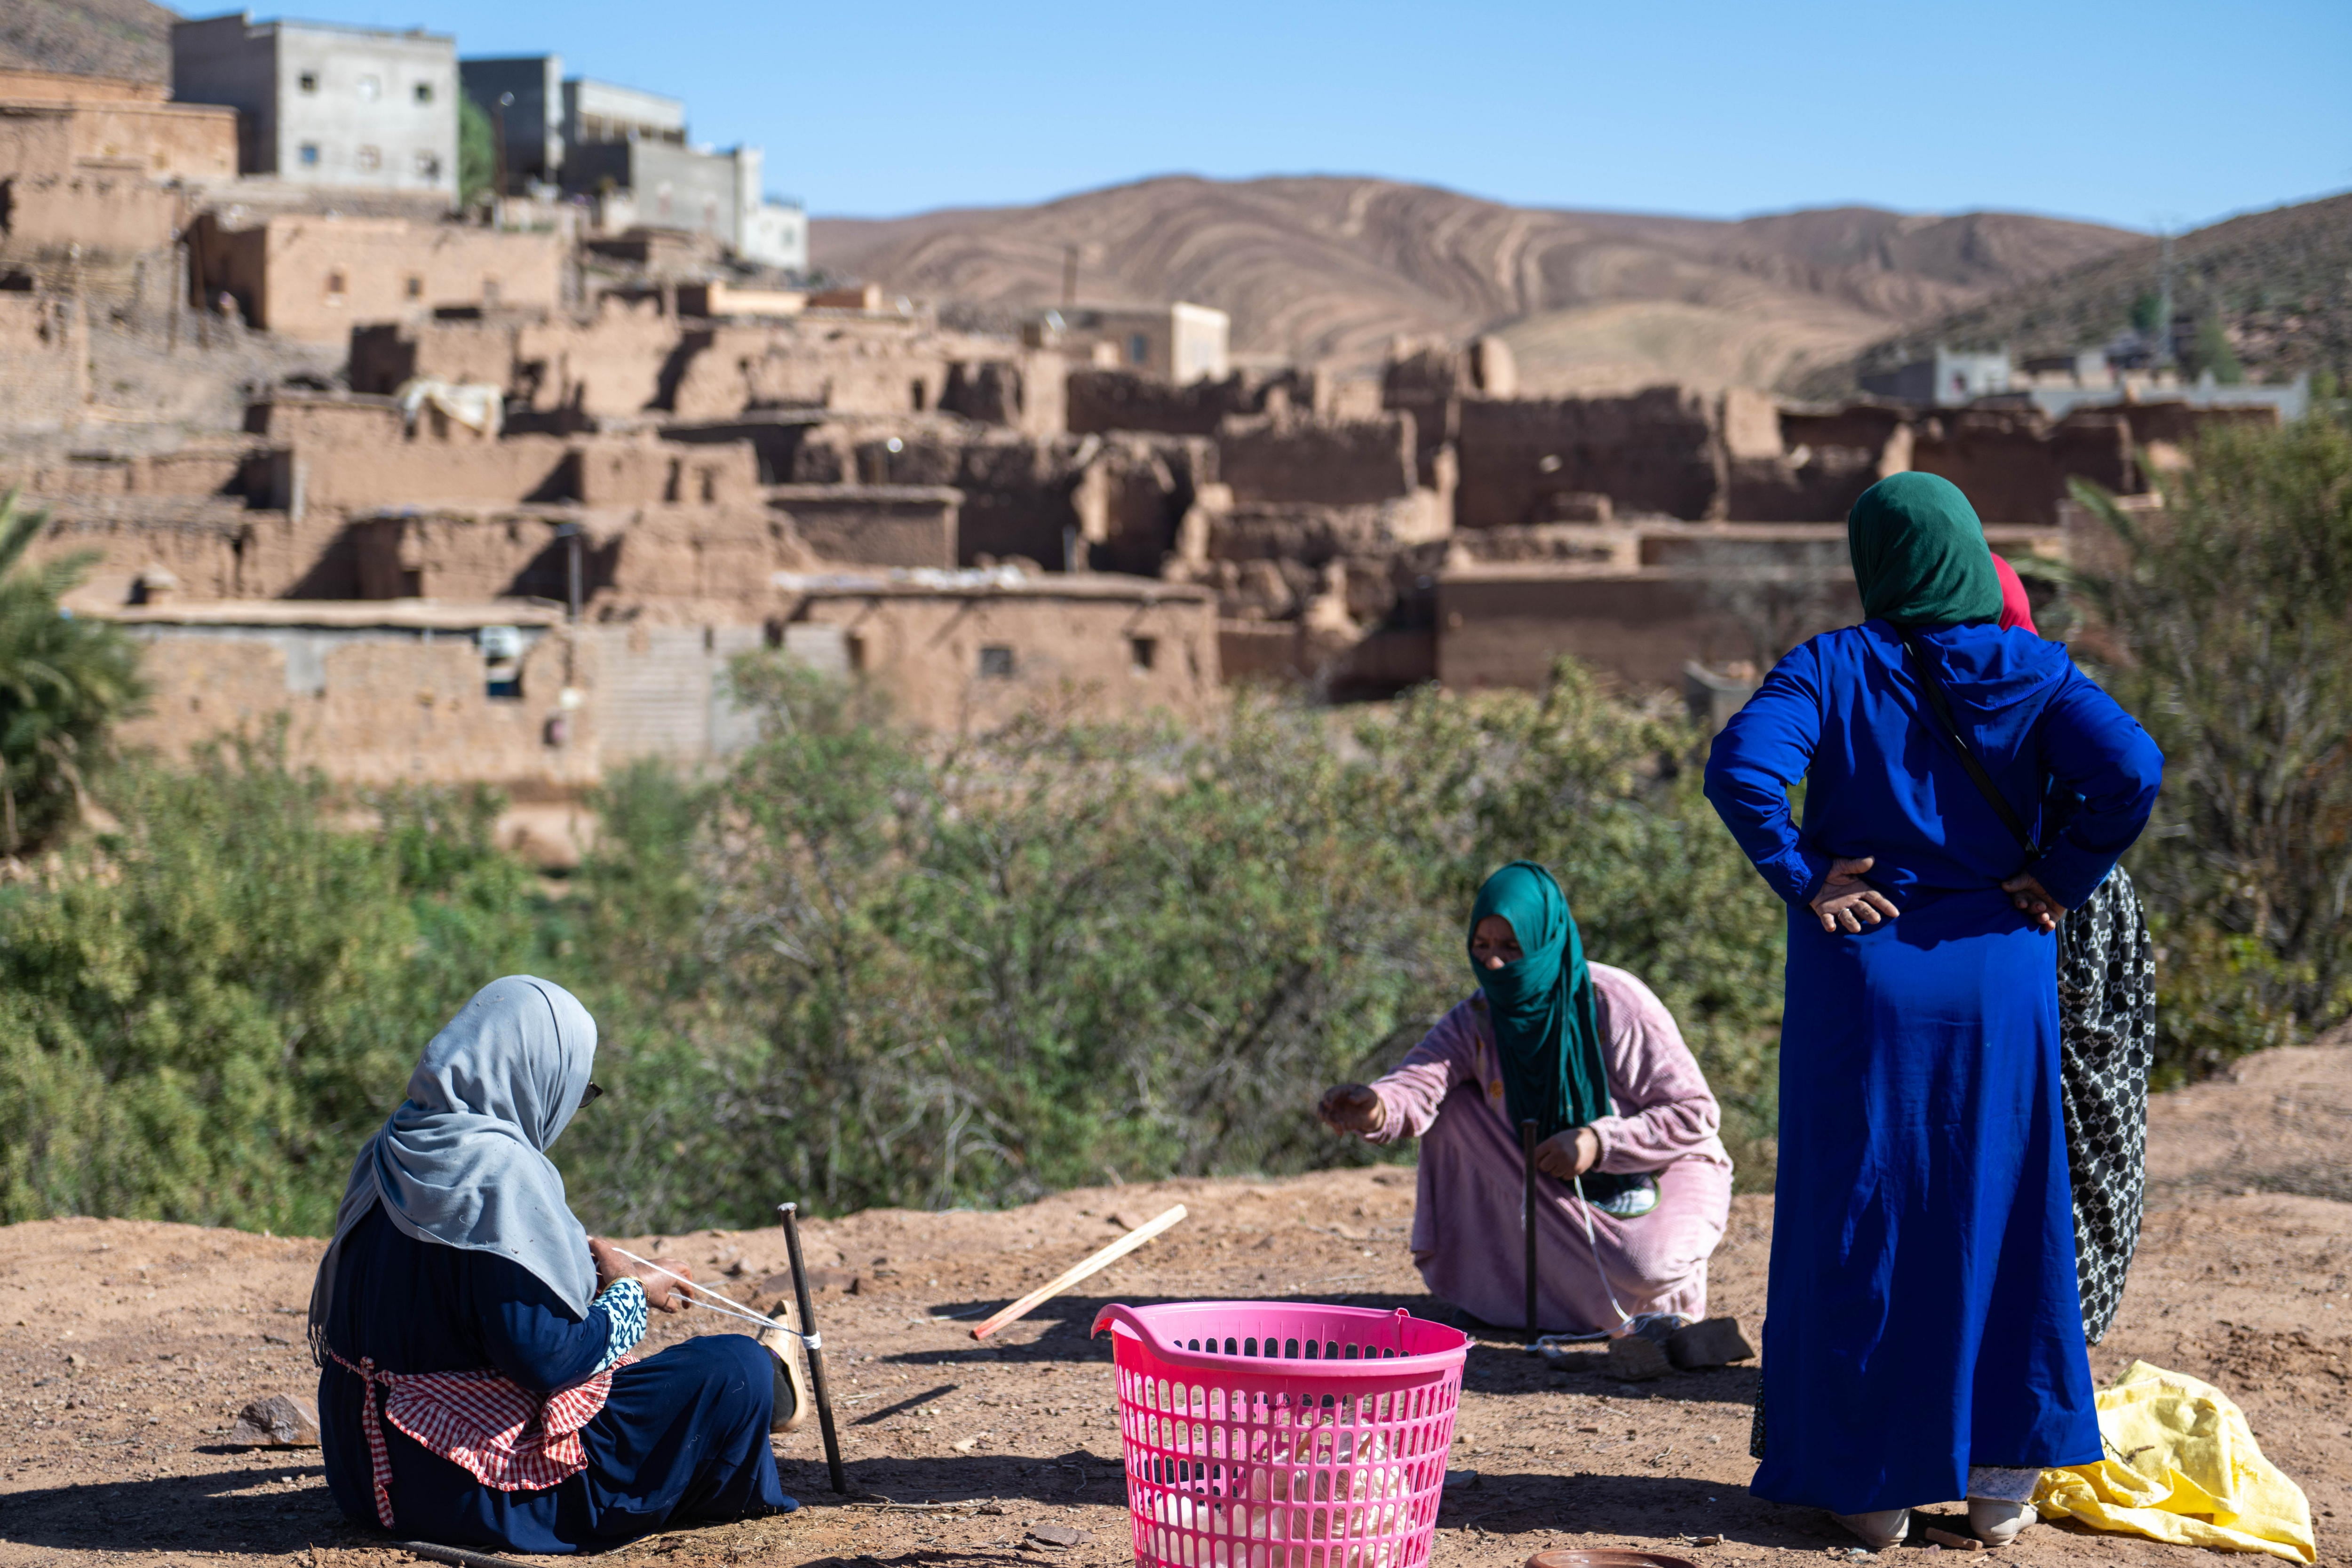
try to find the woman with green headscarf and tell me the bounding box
[1704,473,2163,1551]
[1318,861,1734,1337]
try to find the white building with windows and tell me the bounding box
[173,12,459,202]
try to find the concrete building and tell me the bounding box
[739,193,807,272]
[1859,345,2013,407]
[561,78,684,147]
[1040,302,1229,383]
[458,55,563,191]
[171,11,458,202]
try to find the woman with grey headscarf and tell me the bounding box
[310,977,798,1552]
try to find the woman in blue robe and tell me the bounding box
[1702,474,2161,1552]
[309,976,798,1553]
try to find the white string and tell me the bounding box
[605,1245,811,1339]
[1532,1175,1638,1348]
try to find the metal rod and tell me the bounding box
[779,1201,849,1494]
[1522,1119,1540,1341]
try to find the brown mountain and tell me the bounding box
[0,0,177,82]
[811,175,2143,391]
[1828,190,2352,394]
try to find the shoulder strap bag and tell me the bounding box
[1889,624,2043,864]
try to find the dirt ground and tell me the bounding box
[3,1045,2348,1568]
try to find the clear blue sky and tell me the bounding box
[266,0,2350,229]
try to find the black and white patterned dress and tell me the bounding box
[2056,863,2155,1345]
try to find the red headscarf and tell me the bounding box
[1991,552,2038,635]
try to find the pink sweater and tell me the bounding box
[1367,963,1732,1174]
[1361,963,1733,1332]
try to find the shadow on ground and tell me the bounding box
[0,1463,343,1554]
[897,1292,1761,1406]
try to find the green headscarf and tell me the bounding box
[1469,863,1629,1195]
[1846,472,2003,626]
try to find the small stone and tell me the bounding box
[1030,1524,1090,1547]
[1666,1317,1756,1370]
[1606,1334,1673,1382]
[228,1393,320,1448]
[952,1434,985,1453]
[1442,1468,1478,1490]
[1923,1527,1984,1551]
[65,1354,85,1369]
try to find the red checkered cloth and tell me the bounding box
[329,1350,634,1528]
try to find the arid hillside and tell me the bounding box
[1831,189,2352,394]
[813,176,2143,391]
[0,0,176,81]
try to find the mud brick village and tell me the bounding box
[0,5,2347,1568]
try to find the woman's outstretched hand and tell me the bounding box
[589,1236,695,1313]
[2002,870,2069,933]
[1809,856,1899,933]
[1318,1083,1387,1136]
[1533,1126,1602,1180]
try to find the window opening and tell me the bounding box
[405,275,423,299]
[479,625,525,700]
[414,82,434,104]
[325,269,347,301]
[978,645,1016,680]
[297,71,319,94]
[1129,635,1158,674]
[298,142,321,166]
[1128,333,1149,365]
[415,150,441,177]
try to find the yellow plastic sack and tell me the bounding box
[2033,1361,2315,1563]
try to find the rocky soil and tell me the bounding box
[2,1046,2348,1567]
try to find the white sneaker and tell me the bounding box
[1968,1497,2036,1547]
[1830,1507,1910,1551]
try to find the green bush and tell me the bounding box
[0,739,539,1231]
[2069,414,2352,1080]
[0,490,145,853]
[0,653,1782,1234]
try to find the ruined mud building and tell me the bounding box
[0,58,2272,838]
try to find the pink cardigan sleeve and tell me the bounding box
[1585,964,1724,1172]
[1362,1001,1482,1144]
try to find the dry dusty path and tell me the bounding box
[2,1046,2349,1567]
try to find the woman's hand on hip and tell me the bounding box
[1808,856,1899,933]
[2001,870,2069,933]
[1534,1126,1602,1180]
[1318,1083,1386,1136]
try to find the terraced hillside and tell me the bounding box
[813,175,2143,390]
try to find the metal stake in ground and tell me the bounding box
[777,1202,849,1494]
[1522,1118,1539,1341]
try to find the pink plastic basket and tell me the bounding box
[1090,1301,1469,1568]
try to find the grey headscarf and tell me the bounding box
[309,976,600,1359]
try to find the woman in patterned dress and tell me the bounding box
[1993,552,2157,1347]
[309,977,800,1553]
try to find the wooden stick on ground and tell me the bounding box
[970,1204,1188,1341]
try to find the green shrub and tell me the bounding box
[2070,414,2352,1078]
